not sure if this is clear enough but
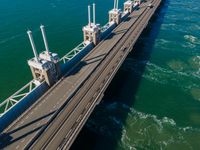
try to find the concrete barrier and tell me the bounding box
[0,82,49,132]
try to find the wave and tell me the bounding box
[181,43,196,49]
[86,102,200,149]
[184,35,200,45]
[0,33,23,45]
[161,23,177,30]
[122,59,200,95]
[190,88,200,101]
[155,38,173,48]
[120,107,200,149]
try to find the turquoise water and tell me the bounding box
[0,0,117,101]
[72,0,200,149]
[0,0,200,149]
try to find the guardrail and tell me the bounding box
[0,80,41,117]
[60,42,89,64]
[0,13,120,119]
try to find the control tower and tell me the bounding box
[109,0,122,25]
[39,25,61,81]
[83,4,101,45]
[124,0,134,13]
[27,26,61,86]
[134,0,142,5]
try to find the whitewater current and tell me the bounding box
[71,0,200,149]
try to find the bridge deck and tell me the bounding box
[0,0,161,149]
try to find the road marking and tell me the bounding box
[21,139,25,143]
[16,145,20,149]
[3,3,155,145]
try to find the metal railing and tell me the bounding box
[0,80,41,117]
[100,23,112,33]
[0,2,129,118]
[60,42,88,64]
[0,41,90,118]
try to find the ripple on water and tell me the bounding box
[86,102,200,149]
[123,59,198,90]
[167,60,188,72]
[121,106,200,150]
[161,23,176,30]
[188,56,200,70]
[184,35,200,45]
[190,88,200,101]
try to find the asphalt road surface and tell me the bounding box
[0,0,161,149]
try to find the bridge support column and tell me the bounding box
[109,0,122,25]
[27,28,60,86]
[134,0,142,5]
[39,25,61,81]
[83,4,101,45]
[123,0,133,13]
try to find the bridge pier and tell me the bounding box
[39,25,61,81]
[123,0,134,13]
[134,0,143,5]
[0,0,162,149]
[83,4,101,45]
[27,26,61,86]
[109,0,122,25]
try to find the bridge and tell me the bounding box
[0,0,161,149]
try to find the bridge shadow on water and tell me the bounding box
[71,0,169,150]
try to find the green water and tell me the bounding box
[0,0,200,149]
[0,0,117,101]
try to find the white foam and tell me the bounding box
[124,59,200,92]
[184,35,200,45]
[119,106,200,149]
[161,23,176,30]
[85,102,200,149]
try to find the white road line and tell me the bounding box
[16,145,20,149]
